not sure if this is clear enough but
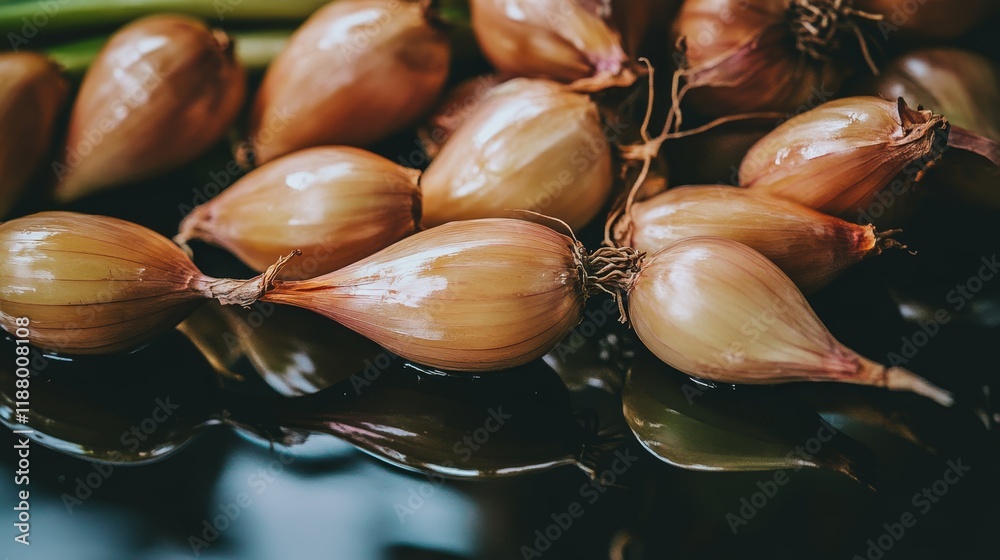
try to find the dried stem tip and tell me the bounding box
[198,250,300,307]
[789,0,883,74]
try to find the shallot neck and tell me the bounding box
[576,244,644,323]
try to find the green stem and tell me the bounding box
[232,29,292,74]
[45,28,292,78]
[431,0,471,27]
[42,35,105,77]
[0,0,327,45]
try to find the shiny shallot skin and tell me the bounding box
[242,219,641,372]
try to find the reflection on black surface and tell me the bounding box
[0,135,998,557]
[624,348,879,487]
[178,302,387,397]
[0,331,222,463]
[248,358,597,479]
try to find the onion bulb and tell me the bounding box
[671,0,881,117]
[739,96,948,220]
[227,218,643,372]
[421,79,613,230]
[855,0,998,39]
[250,0,450,163]
[54,15,245,202]
[0,212,286,354]
[614,186,902,293]
[175,146,422,280]
[627,236,953,406]
[870,48,1000,140]
[867,48,1000,209]
[0,53,68,217]
[469,0,635,90]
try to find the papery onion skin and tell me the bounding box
[617,186,891,293]
[421,79,613,230]
[176,146,422,280]
[54,15,245,202]
[470,0,630,85]
[856,0,997,39]
[739,96,947,219]
[0,53,68,218]
[260,219,589,372]
[0,212,210,354]
[627,237,952,405]
[672,0,848,116]
[250,0,450,163]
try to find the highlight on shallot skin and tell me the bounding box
[175,146,423,280]
[469,0,636,90]
[54,15,246,202]
[613,185,904,294]
[223,218,643,372]
[420,78,614,230]
[670,0,880,118]
[249,0,450,163]
[0,208,958,409]
[739,95,1000,223]
[738,96,949,219]
[625,236,953,407]
[0,212,287,355]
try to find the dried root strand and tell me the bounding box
[579,246,645,323]
[871,228,914,256]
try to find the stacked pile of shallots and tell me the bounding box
[3,0,999,460]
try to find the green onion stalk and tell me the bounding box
[0,0,329,47]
